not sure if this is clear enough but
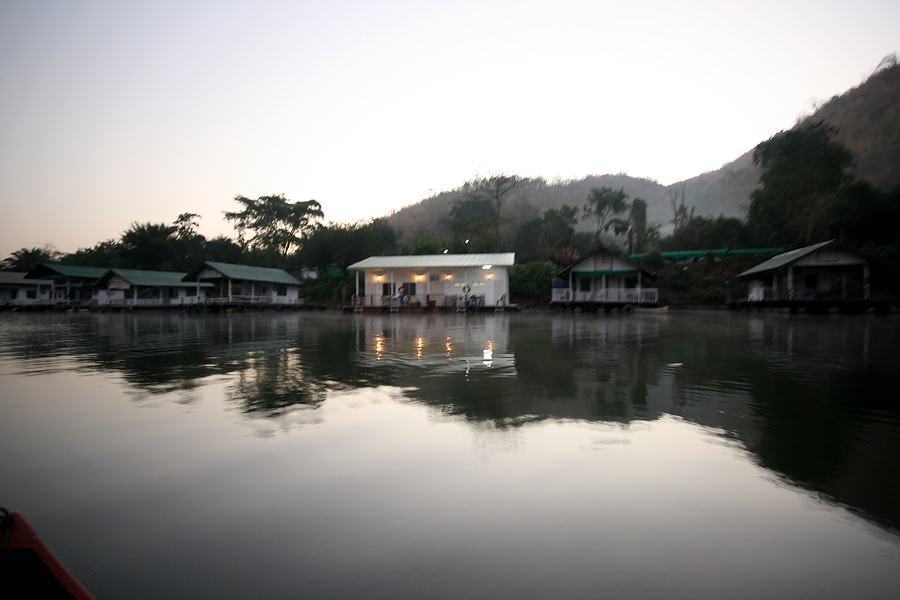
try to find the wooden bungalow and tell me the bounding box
[182,262,303,305]
[24,263,109,306]
[347,253,516,310]
[93,269,214,307]
[737,239,871,302]
[551,246,659,308]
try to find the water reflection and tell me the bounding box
[1,310,899,535]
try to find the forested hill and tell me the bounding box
[387,174,670,249]
[386,58,900,249]
[681,57,900,220]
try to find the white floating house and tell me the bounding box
[738,240,871,301]
[347,253,516,309]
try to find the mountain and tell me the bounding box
[680,57,900,220]
[386,58,900,248]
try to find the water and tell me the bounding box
[1,310,899,599]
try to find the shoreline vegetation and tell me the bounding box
[4,61,899,307]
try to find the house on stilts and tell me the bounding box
[182,262,304,306]
[551,246,659,310]
[24,263,109,306]
[736,239,881,311]
[92,268,214,307]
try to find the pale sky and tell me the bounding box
[1,0,897,258]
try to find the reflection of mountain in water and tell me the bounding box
[1,311,899,532]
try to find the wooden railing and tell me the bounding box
[552,288,659,304]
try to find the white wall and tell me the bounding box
[362,267,511,306]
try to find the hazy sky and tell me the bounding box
[1,0,898,258]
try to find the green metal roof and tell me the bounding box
[0,272,40,286]
[186,262,301,285]
[629,248,785,261]
[737,240,838,278]
[103,269,213,288]
[26,263,109,280]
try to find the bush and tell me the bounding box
[510,261,558,304]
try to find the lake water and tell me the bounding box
[2,310,900,599]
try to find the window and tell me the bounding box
[382,283,395,296]
[805,274,818,289]
[274,284,287,296]
[579,278,590,292]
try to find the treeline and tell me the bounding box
[4,120,900,303]
[0,195,396,285]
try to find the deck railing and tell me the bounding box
[353,293,496,308]
[552,288,659,304]
[92,296,304,307]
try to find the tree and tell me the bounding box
[514,205,580,263]
[205,235,246,264]
[541,205,579,249]
[446,196,498,252]
[662,215,750,251]
[411,237,444,255]
[1,244,62,271]
[119,222,180,270]
[749,121,856,246]
[509,261,558,303]
[624,198,652,254]
[224,194,324,266]
[174,212,201,239]
[64,239,124,268]
[583,187,629,238]
[463,174,526,244]
[668,183,694,235]
[513,217,544,263]
[299,219,396,271]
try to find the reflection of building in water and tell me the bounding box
[551,313,660,347]
[352,313,515,375]
[541,315,664,421]
[747,315,873,370]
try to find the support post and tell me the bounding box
[787,266,795,300]
[864,263,870,300]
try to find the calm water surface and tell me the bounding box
[1,310,899,599]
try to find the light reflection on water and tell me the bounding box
[1,310,900,599]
